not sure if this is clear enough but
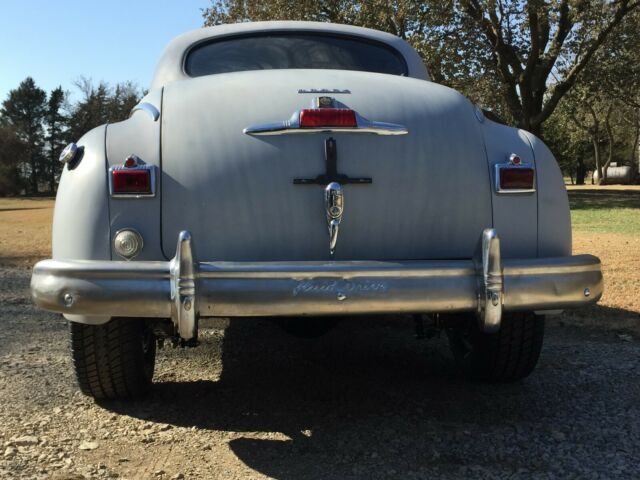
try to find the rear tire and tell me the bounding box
[447,312,544,382]
[70,318,156,400]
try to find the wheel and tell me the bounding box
[447,312,545,382]
[69,318,156,400]
[275,317,340,338]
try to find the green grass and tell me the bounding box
[568,190,640,234]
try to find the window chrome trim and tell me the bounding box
[495,163,536,194]
[108,164,157,198]
[244,110,408,136]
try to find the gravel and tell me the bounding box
[1,266,639,479]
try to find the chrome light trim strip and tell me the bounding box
[244,110,408,136]
[495,162,536,194]
[130,102,160,122]
[108,164,157,198]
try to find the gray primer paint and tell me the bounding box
[106,88,164,261]
[52,125,111,325]
[53,125,110,261]
[160,69,493,261]
[479,120,538,258]
[525,133,572,257]
[53,22,572,326]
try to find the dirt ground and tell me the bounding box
[0,198,53,266]
[0,193,639,479]
[1,270,639,479]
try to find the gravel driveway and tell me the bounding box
[1,267,639,479]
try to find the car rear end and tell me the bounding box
[30,23,603,399]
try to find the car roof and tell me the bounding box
[149,21,430,90]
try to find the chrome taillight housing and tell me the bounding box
[109,155,156,197]
[495,154,535,193]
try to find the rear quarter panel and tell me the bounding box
[52,125,110,260]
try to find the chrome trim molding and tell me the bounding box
[170,231,198,341]
[324,182,344,255]
[480,229,502,332]
[298,89,351,94]
[130,102,160,122]
[31,229,603,341]
[108,164,157,198]
[244,110,408,136]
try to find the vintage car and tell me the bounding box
[31,21,603,400]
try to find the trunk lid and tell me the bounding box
[161,69,492,261]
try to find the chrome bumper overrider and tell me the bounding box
[31,230,603,341]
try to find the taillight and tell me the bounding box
[111,169,152,195]
[499,167,535,190]
[299,108,357,128]
[496,153,535,193]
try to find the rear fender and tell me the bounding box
[524,133,571,257]
[479,119,537,258]
[53,125,111,325]
[53,125,110,261]
[106,88,164,261]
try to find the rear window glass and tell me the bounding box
[185,33,408,77]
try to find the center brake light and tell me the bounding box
[299,108,357,128]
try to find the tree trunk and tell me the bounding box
[576,158,586,185]
[593,136,602,184]
[631,122,640,180]
[601,107,615,183]
[28,145,38,195]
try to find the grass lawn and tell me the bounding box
[568,187,640,235]
[567,187,640,327]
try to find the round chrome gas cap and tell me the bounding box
[59,143,78,164]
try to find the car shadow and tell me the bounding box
[568,188,640,210]
[98,315,582,478]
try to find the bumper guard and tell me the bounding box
[31,229,603,341]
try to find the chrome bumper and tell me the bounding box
[31,229,603,341]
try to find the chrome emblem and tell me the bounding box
[293,137,372,255]
[298,88,351,94]
[325,182,344,255]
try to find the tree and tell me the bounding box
[551,7,640,183]
[203,0,640,136]
[67,78,111,142]
[0,77,47,194]
[109,82,141,122]
[455,0,640,135]
[0,126,26,195]
[44,87,67,193]
[67,78,142,142]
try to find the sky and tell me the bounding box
[0,0,208,102]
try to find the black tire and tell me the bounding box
[70,318,156,400]
[447,312,544,382]
[275,316,340,338]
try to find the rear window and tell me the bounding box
[185,33,408,77]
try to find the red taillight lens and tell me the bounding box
[299,108,357,128]
[499,167,535,190]
[111,169,151,194]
